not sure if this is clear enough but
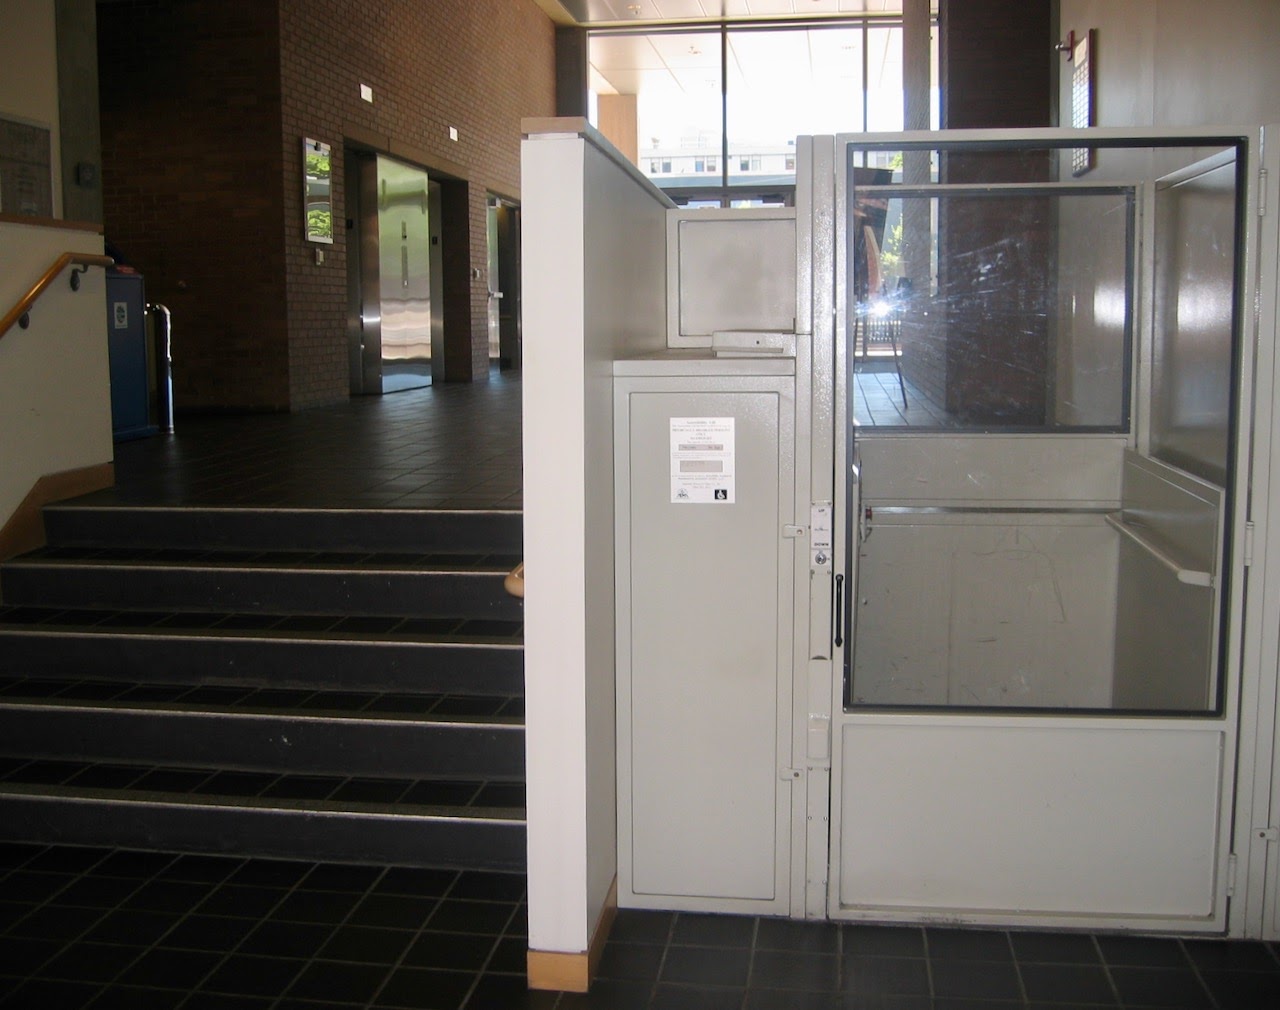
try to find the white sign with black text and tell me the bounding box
[670,416,735,504]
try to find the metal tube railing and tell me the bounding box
[0,252,114,340]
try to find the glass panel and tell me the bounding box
[850,182,1133,432]
[844,139,1244,717]
[725,26,864,191]
[589,31,722,196]
[1150,153,1239,487]
[866,26,904,132]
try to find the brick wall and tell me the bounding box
[98,0,290,411]
[939,0,1054,130]
[901,0,1054,415]
[100,0,555,412]
[279,0,555,407]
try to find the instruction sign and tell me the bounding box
[670,417,735,504]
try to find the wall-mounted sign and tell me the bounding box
[670,417,735,504]
[0,117,53,218]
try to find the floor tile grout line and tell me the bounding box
[1176,935,1226,1010]
[165,857,364,1009]
[46,848,186,1003]
[360,867,463,1010]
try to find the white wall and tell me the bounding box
[0,0,62,218]
[522,120,669,957]
[1058,0,1280,129]
[0,2,110,534]
[0,221,113,527]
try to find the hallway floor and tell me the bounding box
[92,372,522,511]
[1,839,1279,1010]
[6,375,1280,1008]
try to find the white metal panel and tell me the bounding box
[616,373,795,912]
[838,720,1224,921]
[857,435,1127,507]
[667,208,797,347]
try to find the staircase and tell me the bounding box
[0,502,525,870]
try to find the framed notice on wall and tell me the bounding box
[1071,30,1096,176]
[0,116,53,217]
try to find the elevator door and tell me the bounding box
[825,135,1245,932]
[347,153,443,394]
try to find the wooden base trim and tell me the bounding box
[527,876,619,993]
[0,462,113,561]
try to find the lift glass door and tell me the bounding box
[828,134,1246,930]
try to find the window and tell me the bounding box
[587,18,938,205]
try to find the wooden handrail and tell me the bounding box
[504,562,525,599]
[0,251,115,341]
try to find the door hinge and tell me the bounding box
[1244,520,1256,567]
[1226,852,1238,897]
[1257,826,1280,843]
[1260,168,1269,217]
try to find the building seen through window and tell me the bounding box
[588,17,938,207]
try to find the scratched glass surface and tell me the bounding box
[843,141,1241,714]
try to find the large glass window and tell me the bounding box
[589,17,938,206]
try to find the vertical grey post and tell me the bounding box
[56,0,103,223]
[900,0,933,390]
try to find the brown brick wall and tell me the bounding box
[902,1,1055,413]
[939,0,1054,129]
[100,0,555,412]
[98,0,290,411]
[280,0,555,407]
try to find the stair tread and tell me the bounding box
[8,546,523,572]
[0,605,522,641]
[0,676,524,718]
[0,757,526,812]
[5,502,527,870]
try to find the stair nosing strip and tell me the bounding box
[5,560,515,576]
[0,700,523,728]
[0,785,525,822]
[0,628,523,649]
[42,505,522,517]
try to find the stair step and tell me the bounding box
[0,625,524,695]
[42,504,523,555]
[0,695,524,780]
[0,501,528,871]
[0,784,525,870]
[0,755,525,806]
[0,553,523,621]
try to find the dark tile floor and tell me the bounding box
[90,372,522,510]
[3,842,1280,1010]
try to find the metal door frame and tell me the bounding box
[804,126,1275,934]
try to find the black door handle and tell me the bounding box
[834,572,845,648]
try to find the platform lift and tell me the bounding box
[612,126,1280,937]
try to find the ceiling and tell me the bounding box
[533,0,925,28]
